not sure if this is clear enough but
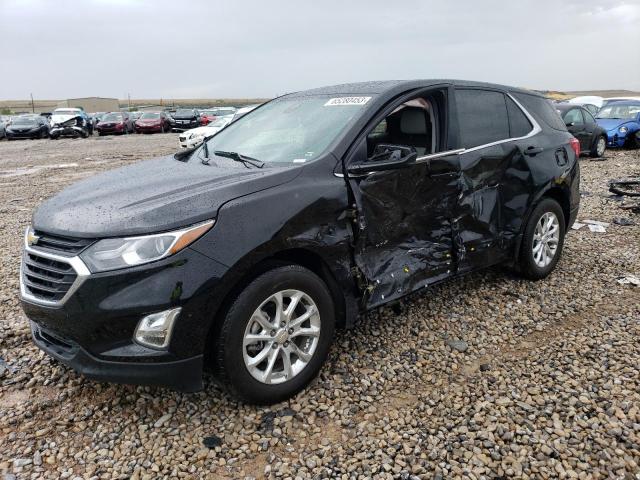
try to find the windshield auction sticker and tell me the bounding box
[324,97,371,106]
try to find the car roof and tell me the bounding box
[556,103,585,112]
[604,99,640,106]
[285,79,541,98]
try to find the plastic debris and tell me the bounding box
[203,435,222,448]
[583,220,610,227]
[613,217,635,226]
[571,222,585,230]
[588,224,606,233]
[609,178,640,197]
[617,275,640,286]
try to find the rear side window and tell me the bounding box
[563,108,583,125]
[506,97,533,137]
[512,92,567,131]
[456,89,509,148]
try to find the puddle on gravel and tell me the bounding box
[0,163,79,178]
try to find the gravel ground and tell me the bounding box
[0,135,639,480]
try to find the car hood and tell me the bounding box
[596,118,634,131]
[32,154,301,238]
[51,114,81,125]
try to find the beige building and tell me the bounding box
[57,97,120,113]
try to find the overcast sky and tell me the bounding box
[1,0,639,100]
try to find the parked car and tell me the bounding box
[230,104,260,122]
[129,111,143,123]
[556,104,607,157]
[20,80,579,403]
[567,95,602,116]
[595,100,640,148]
[5,114,49,140]
[170,108,201,131]
[96,112,134,136]
[0,115,12,139]
[135,111,171,134]
[49,108,91,139]
[200,107,237,125]
[92,112,107,125]
[178,115,233,148]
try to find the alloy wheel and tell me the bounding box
[596,137,606,156]
[242,289,321,385]
[532,211,560,268]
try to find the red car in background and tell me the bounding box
[135,111,171,134]
[96,112,134,135]
[199,107,237,125]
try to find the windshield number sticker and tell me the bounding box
[324,97,371,106]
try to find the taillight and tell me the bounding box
[569,137,580,157]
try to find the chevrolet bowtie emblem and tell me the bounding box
[27,231,40,246]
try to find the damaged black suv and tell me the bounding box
[21,80,579,404]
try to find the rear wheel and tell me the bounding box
[518,198,565,280]
[213,265,335,404]
[590,135,606,157]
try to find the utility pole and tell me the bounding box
[127,93,131,111]
[30,93,35,113]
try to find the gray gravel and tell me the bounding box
[0,135,639,479]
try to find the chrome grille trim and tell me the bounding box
[20,228,91,307]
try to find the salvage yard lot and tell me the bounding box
[0,135,639,479]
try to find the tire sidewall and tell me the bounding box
[591,135,606,157]
[218,266,335,404]
[521,198,566,279]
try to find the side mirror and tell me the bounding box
[347,144,417,174]
[565,121,575,127]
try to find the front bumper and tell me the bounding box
[50,126,85,137]
[6,129,41,139]
[136,125,163,133]
[171,121,200,132]
[20,243,230,391]
[606,131,627,147]
[31,321,203,391]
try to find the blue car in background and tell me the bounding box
[595,100,640,148]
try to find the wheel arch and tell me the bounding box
[203,247,351,369]
[513,185,571,263]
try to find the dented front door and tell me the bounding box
[347,145,460,308]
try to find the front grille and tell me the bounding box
[32,231,94,255]
[22,253,77,302]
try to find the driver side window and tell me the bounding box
[366,97,437,160]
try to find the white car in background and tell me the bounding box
[178,115,233,149]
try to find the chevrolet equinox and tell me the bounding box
[20,80,580,404]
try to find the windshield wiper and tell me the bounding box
[213,150,265,169]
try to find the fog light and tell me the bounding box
[134,307,181,349]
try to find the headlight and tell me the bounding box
[619,126,628,134]
[80,220,214,272]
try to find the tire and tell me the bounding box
[590,135,606,158]
[518,198,566,280]
[627,132,640,149]
[213,265,335,404]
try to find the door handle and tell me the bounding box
[524,146,544,156]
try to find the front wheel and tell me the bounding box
[213,265,335,404]
[590,135,606,158]
[518,198,565,280]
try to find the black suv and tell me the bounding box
[20,80,580,404]
[170,108,201,131]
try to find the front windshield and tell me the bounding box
[203,95,372,164]
[103,113,123,122]
[175,109,196,116]
[141,112,160,119]
[597,104,640,120]
[13,117,37,125]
